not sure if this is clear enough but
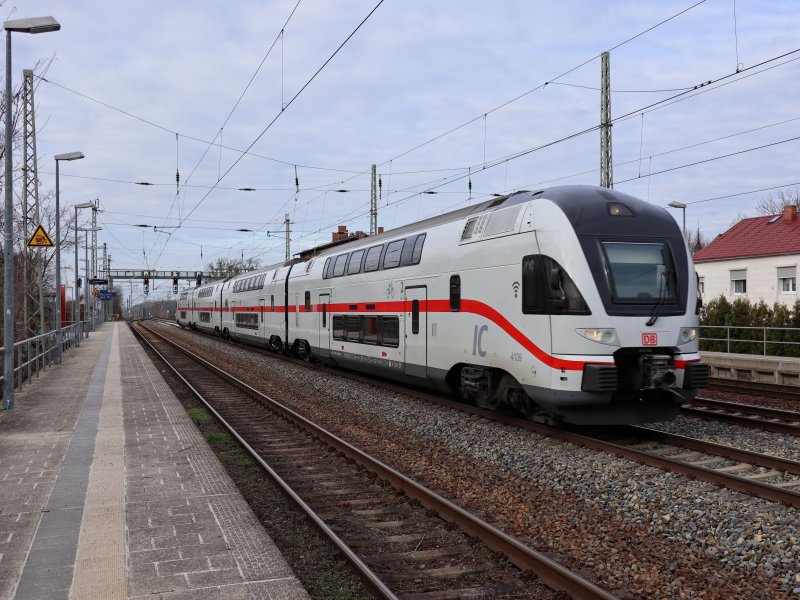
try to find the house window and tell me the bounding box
[730,269,747,295]
[778,266,797,293]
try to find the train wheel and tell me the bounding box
[296,340,312,362]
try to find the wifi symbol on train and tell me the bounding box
[512,281,520,298]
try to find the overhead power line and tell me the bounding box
[179,0,386,226]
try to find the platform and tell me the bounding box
[0,322,309,599]
[701,350,800,385]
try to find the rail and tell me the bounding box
[700,324,800,356]
[0,315,105,409]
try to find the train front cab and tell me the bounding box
[522,189,710,425]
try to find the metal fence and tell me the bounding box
[1,315,104,407]
[699,325,800,356]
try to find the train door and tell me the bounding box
[258,297,266,343]
[404,286,427,378]
[318,291,331,358]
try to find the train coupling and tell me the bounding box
[640,354,676,389]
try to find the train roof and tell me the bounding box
[304,185,675,258]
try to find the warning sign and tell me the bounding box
[26,224,54,248]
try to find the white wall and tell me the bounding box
[696,255,799,306]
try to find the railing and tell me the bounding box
[699,325,800,357]
[1,319,104,409]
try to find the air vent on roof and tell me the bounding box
[768,215,781,224]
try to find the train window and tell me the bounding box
[412,300,420,334]
[271,295,275,311]
[259,274,266,288]
[383,240,405,269]
[273,270,279,281]
[305,291,311,311]
[522,256,547,314]
[200,312,211,323]
[235,313,258,330]
[180,311,186,319]
[332,315,345,340]
[322,303,327,328]
[450,275,461,311]
[522,255,590,315]
[347,249,365,275]
[381,317,399,347]
[411,233,426,264]
[333,254,348,277]
[305,259,315,273]
[364,245,383,272]
[363,316,378,344]
[323,258,332,279]
[346,316,361,342]
[602,242,675,304]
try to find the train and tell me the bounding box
[176,185,709,425]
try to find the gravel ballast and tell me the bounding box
[157,324,800,598]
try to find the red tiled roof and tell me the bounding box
[694,210,800,262]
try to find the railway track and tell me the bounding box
[147,319,800,510]
[683,397,800,436]
[581,426,800,508]
[131,320,613,600]
[709,377,800,401]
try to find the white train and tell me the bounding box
[177,185,709,425]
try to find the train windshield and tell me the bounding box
[602,242,676,303]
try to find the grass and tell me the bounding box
[204,431,230,444]
[187,407,210,422]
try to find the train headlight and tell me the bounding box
[576,328,620,346]
[678,327,698,344]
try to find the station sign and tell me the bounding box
[89,278,109,285]
[97,291,117,301]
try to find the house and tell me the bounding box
[693,205,799,306]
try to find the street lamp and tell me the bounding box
[54,152,84,364]
[3,16,61,409]
[73,203,95,346]
[667,201,687,240]
[78,226,101,338]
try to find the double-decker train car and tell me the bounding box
[177,185,709,425]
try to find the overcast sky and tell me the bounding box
[10,0,800,303]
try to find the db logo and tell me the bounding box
[642,333,658,346]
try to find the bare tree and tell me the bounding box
[205,256,262,276]
[756,187,800,216]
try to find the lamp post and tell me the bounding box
[54,152,84,364]
[668,201,687,240]
[73,203,95,346]
[3,16,60,409]
[78,226,101,339]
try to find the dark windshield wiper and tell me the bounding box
[646,265,671,326]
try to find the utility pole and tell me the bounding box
[90,200,98,330]
[21,68,44,337]
[600,51,613,189]
[370,164,377,235]
[284,213,291,261]
[102,243,108,321]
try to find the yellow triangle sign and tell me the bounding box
[27,224,55,248]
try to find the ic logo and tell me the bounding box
[512,281,520,298]
[642,333,658,346]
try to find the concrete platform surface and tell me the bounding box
[0,322,309,599]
